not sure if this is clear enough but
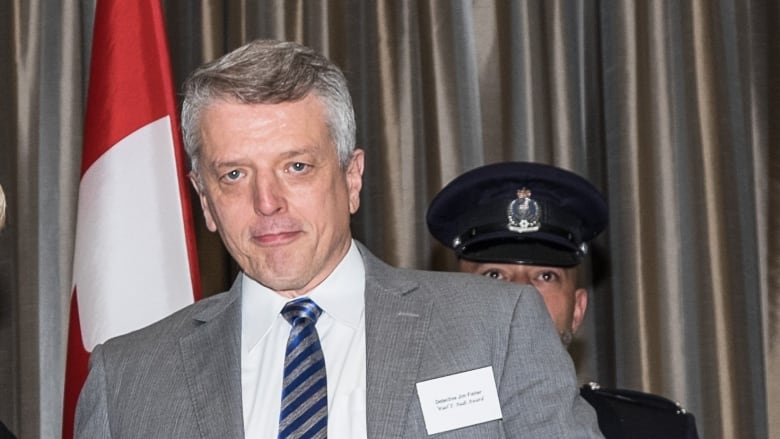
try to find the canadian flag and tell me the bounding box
[61,1,201,437]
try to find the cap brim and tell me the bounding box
[459,240,581,267]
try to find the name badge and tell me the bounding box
[415,366,503,435]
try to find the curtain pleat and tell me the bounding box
[1,1,82,437]
[0,1,775,438]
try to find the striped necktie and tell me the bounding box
[279,298,328,439]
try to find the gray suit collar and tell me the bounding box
[358,242,433,438]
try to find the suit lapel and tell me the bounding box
[360,244,433,438]
[179,280,245,438]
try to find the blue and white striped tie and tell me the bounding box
[279,298,327,439]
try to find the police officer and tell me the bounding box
[426,161,699,439]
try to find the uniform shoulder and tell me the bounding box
[580,382,700,439]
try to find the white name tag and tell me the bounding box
[415,366,503,435]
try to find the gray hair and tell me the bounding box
[181,39,356,177]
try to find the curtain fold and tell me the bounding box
[600,1,768,437]
[1,1,83,437]
[0,1,775,438]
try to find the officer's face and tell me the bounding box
[458,260,588,346]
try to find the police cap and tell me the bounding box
[426,162,608,267]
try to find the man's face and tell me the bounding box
[458,260,587,344]
[192,95,364,297]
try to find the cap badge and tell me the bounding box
[507,188,541,233]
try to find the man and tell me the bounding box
[74,40,603,438]
[426,161,699,439]
[0,184,16,439]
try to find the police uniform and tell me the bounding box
[0,420,16,439]
[426,161,699,439]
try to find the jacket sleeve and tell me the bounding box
[499,284,604,438]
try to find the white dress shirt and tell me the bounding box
[241,240,367,438]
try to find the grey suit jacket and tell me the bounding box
[75,242,603,438]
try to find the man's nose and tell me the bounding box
[253,173,285,216]
[511,271,531,285]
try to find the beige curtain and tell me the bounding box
[0,1,774,438]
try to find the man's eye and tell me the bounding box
[289,162,309,173]
[483,270,504,280]
[224,170,241,181]
[539,271,558,282]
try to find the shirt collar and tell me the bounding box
[241,240,365,352]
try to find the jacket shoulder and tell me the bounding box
[98,289,236,353]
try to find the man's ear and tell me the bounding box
[571,288,588,334]
[346,148,365,214]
